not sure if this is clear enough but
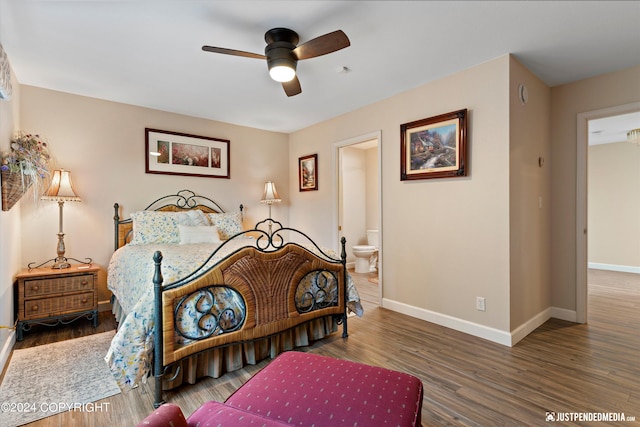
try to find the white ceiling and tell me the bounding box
[1,1,639,134]
[590,112,640,146]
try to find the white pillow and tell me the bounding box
[178,225,221,244]
[185,209,210,226]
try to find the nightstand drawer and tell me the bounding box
[24,291,95,319]
[24,273,94,297]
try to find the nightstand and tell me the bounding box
[15,264,100,341]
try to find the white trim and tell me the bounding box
[550,306,577,323]
[381,299,582,346]
[382,298,513,346]
[588,263,640,274]
[510,308,551,345]
[576,102,640,324]
[0,329,16,375]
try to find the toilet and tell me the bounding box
[352,229,379,273]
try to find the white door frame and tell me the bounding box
[333,131,382,303]
[575,101,640,323]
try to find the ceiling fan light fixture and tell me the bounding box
[269,64,296,82]
[202,26,349,96]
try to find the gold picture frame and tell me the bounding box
[400,109,468,180]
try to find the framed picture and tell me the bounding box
[299,154,318,191]
[145,128,230,179]
[400,109,468,180]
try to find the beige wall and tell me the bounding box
[19,86,289,307]
[0,61,21,372]
[588,141,640,269]
[550,65,640,312]
[508,57,552,331]
[289,56,513,339]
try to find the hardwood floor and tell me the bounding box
[3,269,639,426]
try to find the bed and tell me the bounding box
[105,190,362,407]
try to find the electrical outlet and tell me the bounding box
[476,297,486,312]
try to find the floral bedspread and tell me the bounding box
[104,239,362,391]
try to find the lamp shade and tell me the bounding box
[41,169,81,202]
[260,181,281,204]
[628,128,640,144]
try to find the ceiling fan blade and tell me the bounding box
[292,30,350,60]
[282,76,302,97]
[202,45,266,60]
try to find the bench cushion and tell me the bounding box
[187,400,292,427]
[224,351,423,427]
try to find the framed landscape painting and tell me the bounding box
[299,154,318,191]
[400,109,468,180]
[145,128,230,179]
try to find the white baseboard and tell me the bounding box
[588,262,640,274]
[381,298,513,346]
[550,306,577,323]
[510,308,551,345]
[0,329,16,375]
[381,300,579,347]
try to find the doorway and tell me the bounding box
[576,102,640,323]
[334,131,382,306]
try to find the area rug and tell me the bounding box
[0,331,120,427]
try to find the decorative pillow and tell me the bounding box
[185,209,210,226]
[206,211,244,240]
[130,210,208,245]
[178,225,221,244]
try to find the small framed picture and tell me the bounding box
[145,128,230,179]
[400,109,468,180]
[299,154,318,191]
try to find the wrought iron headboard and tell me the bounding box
[113,189,243,250]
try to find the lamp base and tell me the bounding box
[51,257,71,269]
[28,256,93,271]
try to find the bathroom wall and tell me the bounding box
[340,144,378,265]
[365,146,379,234]
[341,146,366,264]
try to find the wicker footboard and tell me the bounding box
[152,231,348,408]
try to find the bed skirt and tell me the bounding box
[111,298,338,390]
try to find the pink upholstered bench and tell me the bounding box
[137,351,423,427]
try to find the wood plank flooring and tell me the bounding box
[3,269,639,426]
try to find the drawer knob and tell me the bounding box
[31,305,39,311]
[81,280,88,286]
[32,285,39,291]
[81,298,88,304]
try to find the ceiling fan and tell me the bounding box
[202,28,350,97]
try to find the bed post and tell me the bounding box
[341,236,348,338]
[113,203,120,251]
[153,250,165,408]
